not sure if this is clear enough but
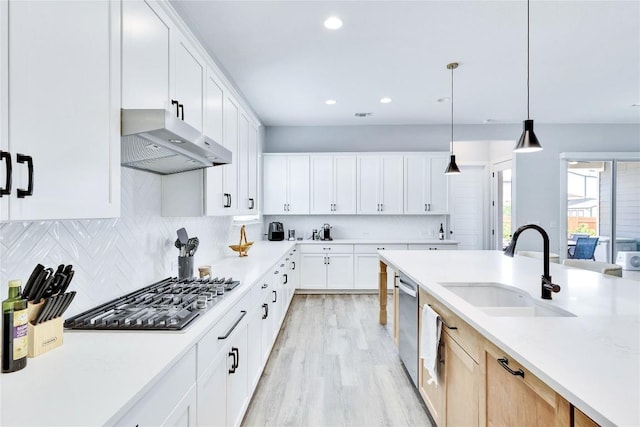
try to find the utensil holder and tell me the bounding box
[27,301,64,358]
[178,256,194,280]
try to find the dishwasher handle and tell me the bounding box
[398,281,417,298]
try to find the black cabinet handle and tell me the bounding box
[261,283,268,289]
[262,303,269,319]
[171,99,179,117]
[223,193,231,208]
[16,154,33,198]
[218,310,247,340]
[497,357,525,378]
[272,290,277,303]
[249,198,255,209]
[233,347,239,369]
[178,104,184,120]
[283,274,288,284]
[0,150,12,196]
[291,261,296,270]
[228,350,237,374]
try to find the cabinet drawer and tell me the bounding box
[197,292,251,377]
[115,347,196,426]
[419,288,480,363]
[408,244,456,250]
[298,244,354,254]
[354,244,407,254]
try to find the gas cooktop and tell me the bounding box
[64,276,240,331]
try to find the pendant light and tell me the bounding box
[514,0,543,153]
[444,62,461,175]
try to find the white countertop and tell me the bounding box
[379,250,640,427]
[0,241,296,427]
[290,238,459,245]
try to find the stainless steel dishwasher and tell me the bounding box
[398,273,419,386]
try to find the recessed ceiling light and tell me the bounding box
[354,112,373,118]
[324,17,343,30]
[380,97,392,104]
[437,97,450,103]
[632,103,640,107]
[325,99,336,105]
[169,139,184,144]
[483,119,494,124]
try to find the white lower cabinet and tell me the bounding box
[299,245,354,289]
[354,244,407,290]
[115,347,197,426]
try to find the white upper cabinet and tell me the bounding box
[222,95,239,211]
[238,111,250,212]
[122,0,204,132]
[357,155,403,215]
[121,0,171,110]
[1,0,120,221]
[247,123,259,213]
[173,35,204,132]
[404,154,450,214]
[204,72,224,145]
[310,155,356,215]
[263,155,309,215]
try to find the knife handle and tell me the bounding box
[60,270,74,294]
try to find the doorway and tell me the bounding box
[491,160,512,250]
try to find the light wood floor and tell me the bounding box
[242,294,433,427]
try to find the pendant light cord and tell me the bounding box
[527,0,530,120]
[451,65,454,153]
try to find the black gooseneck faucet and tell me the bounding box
[503,224,561,300]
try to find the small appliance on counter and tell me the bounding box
[288,229,296,241]
[321,223,332,241]
[268,222,284,241]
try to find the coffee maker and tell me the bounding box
[321,223,332,241]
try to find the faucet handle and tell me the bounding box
[541,275,561,295]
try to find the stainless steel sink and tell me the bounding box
[440,282,575,317]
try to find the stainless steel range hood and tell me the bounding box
[121,109,231,175]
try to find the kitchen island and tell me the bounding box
[378,250,640,426]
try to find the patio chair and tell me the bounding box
[568,237,599,260]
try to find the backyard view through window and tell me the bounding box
[566,160,640,263]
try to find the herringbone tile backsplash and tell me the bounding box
[0,168,261,317]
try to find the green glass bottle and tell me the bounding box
[2,280,28,373]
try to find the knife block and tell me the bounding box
[27,301,64,358]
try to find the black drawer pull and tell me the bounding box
[228,350,237,374]
[218,310,247,340]
[497,357,525,378]
[16,154,33,198]
[283,274,288,284]
[262,303,269,319]
[0,150,11,196]
[261,283,268,289]
[272,290,277,303]
[291,261,296,270]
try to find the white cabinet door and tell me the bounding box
[326,254,354,289]
[226,323,248,427]
[204,72,224,145]
[197,349,227,427]
[287,156,310,214]
[238,110,250,213]
[5,0,120,220]
[260,287,275,364]
[310,155,333,214]
[121,0,171,109]
[357,156,380,214]
[380,155,404,214]
[222,95,239,212]
[263,156,288,214]
[428,155,449,213]
[162,385,196,426]
[173,36,203,132]
[247,123,259,213]
[247,303,263,390]
[300,254,327,289]
[404,155,429,214]
[354,254,379,290]
[334,156,357,214]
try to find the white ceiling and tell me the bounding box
[170,0,640,127]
